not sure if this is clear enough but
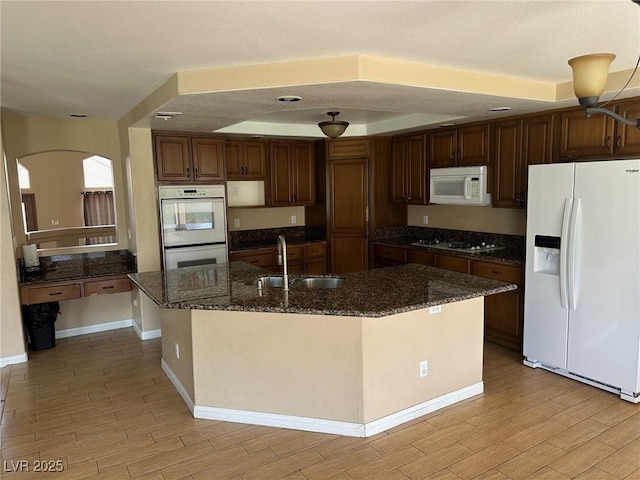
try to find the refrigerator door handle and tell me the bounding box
[568,198,582,310]
[559,198,573,309]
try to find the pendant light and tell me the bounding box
[318,112,349,138]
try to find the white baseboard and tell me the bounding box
[0,352,28,367]
[161,359,195,415]
[132,321,161,340]
[190,382,484,438]
[55,319,133,339]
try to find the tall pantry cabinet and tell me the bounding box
[306,137,405,274]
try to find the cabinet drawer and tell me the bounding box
[84,277,132,296]
[374,244,407,262]
[24,283,82,305]
[231,250,276,268]
[328,139,370,158]
[435,254,470,273]
[471,261,523,284]
[407,250,435,266]
[285,245,304,261]
[304,243,327,258]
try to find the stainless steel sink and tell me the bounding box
[255,275,291,288]
[298,277,344,289]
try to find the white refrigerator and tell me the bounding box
[523,159,640,403]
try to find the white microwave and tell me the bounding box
[429,166,491,206]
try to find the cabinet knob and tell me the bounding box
[194,167,199,178]
[186,167,190,177]
[605,135,611,151]
[615,135,621,151]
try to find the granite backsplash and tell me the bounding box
[229,226,326,251]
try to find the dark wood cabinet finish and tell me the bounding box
[614,98,640,156]
[373,244,407,268]
[191,137,225,182]
[493,114,554,208]
[407,249,435,266]
[154,135,191,182]
[231,242,327,275]
[429,123,490,167]
[391,134,428,204]
[270,141,315,206]
[471,261,524,351]
[154,134,224,183]
[558,109,615,160]
[434,254,471,274]
[225,140,267,179]
[230,247,278,272]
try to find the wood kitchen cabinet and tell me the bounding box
[471,260,524,351]
[154,134,225,183]
[305,137,405,274]
[434,254,471,273]
[429,123,491,167]
[19,275,132,305]
[225,140,268,180]
[407,249,435,266]
[391,133,428,204]
[373,244,407,268]
[231,242,327,275]
[493,114,554,208]
[270,141,315,206]
[556,98,640,161]
[230,247,278,272]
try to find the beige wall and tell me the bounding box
[362,298,484,422]
[408,204,526,236]
[1,120,27,362]
[54,292,133,332]
[227,206,306,231]
[188,298,484,426]
[161,308,194,401]
[20,151,88,231]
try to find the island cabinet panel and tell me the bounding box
[391,133,427,204]
[154,135,191,182]
[225,140,267,180]
[434,254,470,274]
[373,244,407,268]
[407,249,435,266]
[269,141,315,206]
[429,123,490,167]
[471,260,524,351]
[190,137,225,182]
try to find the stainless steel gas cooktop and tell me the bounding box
[410,239,505,254]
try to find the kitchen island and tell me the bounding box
[129,262,516,437]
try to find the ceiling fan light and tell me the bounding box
[318,111,349,138]
[568,53,616,107]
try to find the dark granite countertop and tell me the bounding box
[19,250,137,286]
[231,239,327,253]
[374,237,525,266]
[128,261,516,318]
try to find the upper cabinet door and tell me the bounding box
[154,135,191,182]
[407,134,427,204]
[429,129,457,167]
[614,98,640,156]
[558,109,615,160]
[492,119,522,208]
[457,123,490,166]
[521,114,554,200]
[270,142,293,206]
[191,137,225,182]
[243,141,267,179]
[224,140,244,178]
[391,137,408,202]
[292,143,315,206]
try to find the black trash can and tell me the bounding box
[22,302,60,350]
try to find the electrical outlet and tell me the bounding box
[423,215,429,225]
[233,218,240,228]
[429,305,442,315]
[51,219,59,225]
[175,343,180,359]
[419,360,428,377]
[291,215,297,224]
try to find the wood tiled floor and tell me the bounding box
[1,327,639,479]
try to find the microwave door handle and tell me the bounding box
[463,177,471,199]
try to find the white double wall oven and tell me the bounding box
[158,185,228,270]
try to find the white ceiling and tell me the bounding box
[2,0,639,138]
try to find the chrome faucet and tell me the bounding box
[276,235,289,291]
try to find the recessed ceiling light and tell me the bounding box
[154,111,182,120]
[277,95,302,103]
[69,113,88,118]
[489,107,511,112]
[438,123,456,128]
